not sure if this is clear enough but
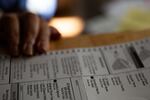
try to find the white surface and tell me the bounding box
[1,38,150,100]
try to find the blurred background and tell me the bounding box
[1,0,150,38]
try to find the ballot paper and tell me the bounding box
[1,38,150,100]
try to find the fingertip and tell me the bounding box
[23,43,33,56]
[40,44,49,54]
[49,26,62,41]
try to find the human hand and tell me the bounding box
[0,12,61,56]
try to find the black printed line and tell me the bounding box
[69,78,76,100]
[99,49,111,74]
[127,46,144,69]
[17,83,19,100]
[9,58,12,84]
[76,80,83,100]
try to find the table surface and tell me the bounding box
[50,30,150,51]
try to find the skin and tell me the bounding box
[0,12,61,56]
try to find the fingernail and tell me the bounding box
[38,42,48,54]
[38,46,47,54]
[23,43,33,56]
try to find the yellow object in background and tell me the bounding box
[119,8,150,32]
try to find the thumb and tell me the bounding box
[49,26,61,41]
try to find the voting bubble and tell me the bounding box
[54,79,57,82]
[91,76,94,79]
